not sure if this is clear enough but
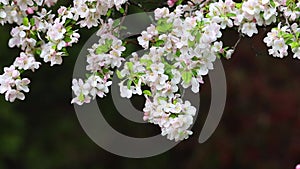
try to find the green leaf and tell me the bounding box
[119,7,125,14]
[175,50,181,57]
[173,98,178,104]
[23,17,29,26]
[96,39,113,54]
[143,90,152,96]
[226,13,236,17]
[52,45,57,50]
[107,9,112,17]
[96,45,108,54]
[188,40,195,47]
[191,56,198,61]
[282,33,293,40]
[170,114,178,118]
[176,0,183,5]
[158,97,168,101]
[164,64,174,79]
[102,68,110,74]
[65,30,74,36]
[192,69,198,76]
[64,19,73,26]
[113,19,120,28]
[66,25,73,32]
[154,40,165,47]
[235,3,242,9]
[137,72,146,76]
[140,59,153,68]
[30,30,37,39]
[35,49,41,55]
[182,71,193,84]
[156,19,173,33]
[286,39,294,45]
[64,36,72,43]
[30,18,35,26]
[181,61,187,68]
[127,80,132,89]
[133,78,139,85]
[126,62,134,72]
[290,41,299,49]
[116,70,124,79]
[270,0,276,7]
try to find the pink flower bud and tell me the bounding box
[296,164,300,169]
[26,7,34,15]
[167,0,178,7]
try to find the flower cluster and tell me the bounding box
[0,6,79,102]
[114,5,226,141]
[1,0,300,142]
[0,0,58,25]
[71,0,127,28]
[262,0,300,59]
[0,66,30,102]
[264,21,300,59]
[115,48,198,141]
[71,19,126,105]
[143,94,196,141]
[264,1,300,59]
[0,0,127,102]
[115,0,300,141]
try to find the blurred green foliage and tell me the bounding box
[0,1,299,169]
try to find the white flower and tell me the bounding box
[40,43,64,66]
[111,40,126,57]
[71,79,91,105]
[292,47,300,59]
[0,76,13,94]
[150,63,165,75]
[114,0,127,10]
[270,38,288,58]
[225,49,235,59]
[161,115,194,142]
[13,52,41,71]
[201,22,221,43]
[263,7,277,20]
[241,22,258,37]
[9,25,31,49]
[119,83,133,98]
[15,78,30,93]
[191,77,200,93]
[242,0,259,16]
[5,89,25,102]
[154,7,169,20]
[47,19,66,41]
[138,31,152,49]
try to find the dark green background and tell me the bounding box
[0,1,299,169]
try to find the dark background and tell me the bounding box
[0,1,299,169]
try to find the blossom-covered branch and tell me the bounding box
[1,0,300,142]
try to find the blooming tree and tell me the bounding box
[0,0,299,142]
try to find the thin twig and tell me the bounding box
[284,15,298,41]
[233,33,243,50]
